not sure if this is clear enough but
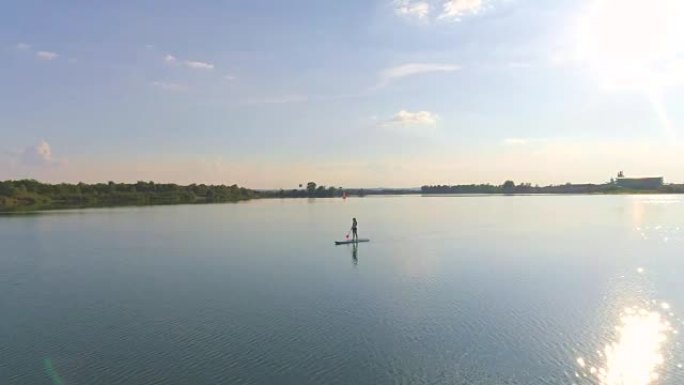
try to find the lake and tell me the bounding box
[2,195,684,385]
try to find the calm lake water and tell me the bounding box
[2,195,684,385]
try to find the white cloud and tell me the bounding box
[19,141,65,166]
[151,81,187,91]
[383,63,461,78]
[36,51,58,61]
[184,60,214,70]
[439,0,484,20]
[377,62,460,88]
[223,74,237,81]
[14,44,65,62]
[385,110,438,126]
[395,0,431,21]
[380,110,439,138]
[394,0,490,23]
[164,54,214,70]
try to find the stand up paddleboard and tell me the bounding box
[335,239,370,245]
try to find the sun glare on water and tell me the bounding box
[577,306,675,385]
[575,0,684,91]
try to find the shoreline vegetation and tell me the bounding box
[2,179,684,213]
[0,180,255,213]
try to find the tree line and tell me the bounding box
[269,182,344,198]
[5,178,684,212]
[422,181,684,194]
[0,180,255,211]
[266,182,420,198]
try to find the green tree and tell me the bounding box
[0,181,16,196]
[306,182,317,195]
[502,180,516,194]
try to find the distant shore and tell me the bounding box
[0,180,255,213]
[2,179,684,213]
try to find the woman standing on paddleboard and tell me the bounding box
[351,218,358,242]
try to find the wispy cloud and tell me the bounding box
[376,63,460,88]
[15,43,62,61]
[150,81,187,91]
[394,0,431,21]
[184,60,214,70]
[384,109,438,126]
[223,75,237,81]
[245,94,308,105]
[164,54,215,70]
[438,0,484,20]
[36,51,59,61]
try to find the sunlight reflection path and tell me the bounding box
[577,305,675,385]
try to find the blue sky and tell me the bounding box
[2,0,684,188]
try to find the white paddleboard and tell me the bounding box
[335,239,370,245]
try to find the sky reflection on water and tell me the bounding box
[2,195,684,384]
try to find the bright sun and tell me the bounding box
[575,0,684,91]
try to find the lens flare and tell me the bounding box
[575,0,684,91]
[575,0,684,138]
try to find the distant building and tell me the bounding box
[615,172,663,189]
